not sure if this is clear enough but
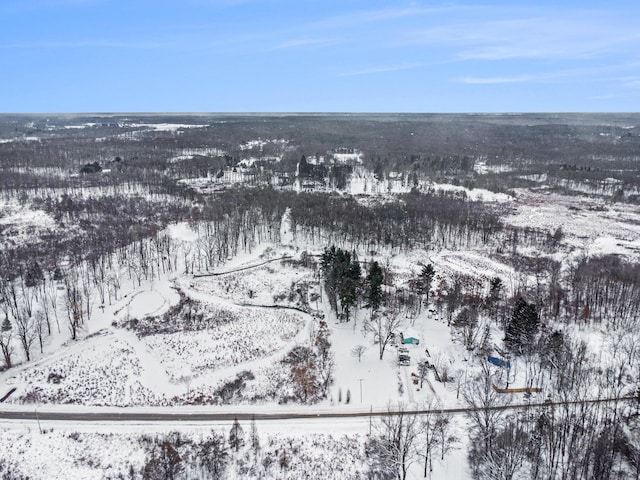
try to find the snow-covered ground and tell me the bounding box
[0,204,58,249]
[347,167,513,202]
[190,265,312,306]
[134,123,208,132]
[0,136,40,143]
[240,138,289,150]
[2,182,639,478]
[0,220,474,477]
[0,412,467,479]
[0,425,368,480]
[168,147,226,162]
[505,189,640,260]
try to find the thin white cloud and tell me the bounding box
[456,63,640,85]
[185,0,258,6]
[589,93,627,100]
[18,0,104,7]
[0,39,173,49]
[311,5,467,30]
[621,77,640,88]
[403,9,640,61]
[339,62,425,77]
[457,74,541,85]
[272,37,341,50]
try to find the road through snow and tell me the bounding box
[0,394,634,425]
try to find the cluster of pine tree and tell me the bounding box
[320,246,362,321]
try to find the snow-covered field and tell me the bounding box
[190,262,314,307]
[0,204,58,248]
[347,167,513,202]
[505,189,640,260]
[134,123,208,132]
[143,306,306,382]
[6,334,166,406]
[2,284,308,406]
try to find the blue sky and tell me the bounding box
[1,0,639,112]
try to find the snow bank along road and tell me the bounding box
[0,395,635,424]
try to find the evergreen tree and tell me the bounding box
[229,418,245,452]
[321,246,340,314]
[24,260,44,288]
[314,320,335,397]
[505,297,539,354]
[53,265,64,281]
[366,261,384,312]
[339,259,361,321]
[540,329,568,371]
[486,276,504,321]
[321,246,362,321]
[488,277,503,303]
[249,417,260,454]
[415,264,436,307]
[0,315,12,368]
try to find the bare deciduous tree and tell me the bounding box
[143,438,183,480]
[368,404,420,480]
[419,400,447,478]
[14,309,35,362]
[200,431,228,477]
[478,420,528,480]
[351,344,367,362]
[63,270,84,340]
[463,366,508,454]
[367,309,404,360]
[291,360,319,403]
[0,315,13,368]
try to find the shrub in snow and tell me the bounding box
[214,370,255,404]
[9,338,164,407]
[192,262,315,311]
[142,300,305,382]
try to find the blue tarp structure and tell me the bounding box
[488,356,511,369]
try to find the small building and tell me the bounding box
[400,330,421,346]
[401,335,420,345]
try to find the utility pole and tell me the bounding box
[358,378,365,403]
[35,404,42,434]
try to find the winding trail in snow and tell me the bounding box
[0,261,312,404]
[174,276,313,390]
[192,255,291,278]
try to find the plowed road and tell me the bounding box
[0,395,635,423]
